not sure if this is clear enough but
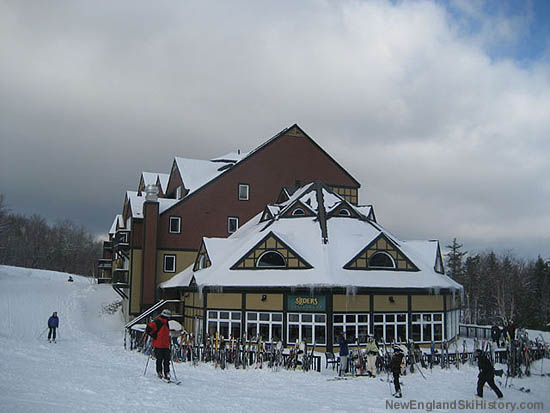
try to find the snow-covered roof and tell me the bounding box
[126,191,178,219]
[174,157,231,196]
[141,172,159,188]
[210,152,249,163]
[109,215,123,235]
[157,173,170,194]
[161,183,462,293]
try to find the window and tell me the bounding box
[163,255,176,273]
[256,251,286,268]
[292,208,305,216]
[246,312,283,342]
[368,252,395,269]
[197,255,206,270]
[169,217,181,234]
[333,313,370,344]
[412,312,443,342]
[228,217,239,234]
[338,208,351,216]
[287,313,326,345]
[207,311,241,339]
[238,184,249,201]
[176,186,182,200]
[373,313,407,344]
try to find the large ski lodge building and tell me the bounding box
[99,124,462,352]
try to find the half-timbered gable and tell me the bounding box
[230,232,313,270]
[344,233,419,272]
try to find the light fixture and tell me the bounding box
[261,295,267,302]
[389,296,395,303]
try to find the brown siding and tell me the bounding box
[131,219,143,249]
[142,202,159,308]
[158,131,359,250]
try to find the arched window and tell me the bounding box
[292,208,305,216]
[198,255,206,270]
[338,208,351,216]
[368,252,395,269]
[257,251,286,268]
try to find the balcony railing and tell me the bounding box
[112,268,129,284]
[98,259,112,269]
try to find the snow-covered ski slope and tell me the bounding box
[1,265,549,413]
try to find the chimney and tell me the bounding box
[145,184,159,202]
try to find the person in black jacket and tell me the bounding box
[390,347,405,398]
[475,349,503,399]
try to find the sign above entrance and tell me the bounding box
[288,295,326,312]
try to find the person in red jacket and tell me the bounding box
[146,309,172,380]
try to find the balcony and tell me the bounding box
[113,231,130,257]
[98,259,112,270]
[103,241,113,251]
[112,268,129,285]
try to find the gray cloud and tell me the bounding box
[0,0,548,259]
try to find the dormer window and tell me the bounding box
[292,208,305,216]
[238,184,249,201]
[368,252,395,269]
[257,251,286,268]
[169,217,181,234]
[338,208,351,216]
[198,255,206,270]
[176,186,182,200]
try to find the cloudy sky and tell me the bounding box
[1,0,549,259]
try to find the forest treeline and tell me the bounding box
[0,194,102,276]
[446,238,550,331]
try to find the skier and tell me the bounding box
[67,276,74,282]
[474,349,503,399]
[337,331,354,377]
[365,335,379,377]
[146,309,172,380]
[390,346,405,398]
[491,324,501,347]
[47,312,59,343]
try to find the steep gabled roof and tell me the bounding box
[161,183,462,293]
[157,173,170,194]
[162,124,360,215]
[109,215,123,235]
[125,191,178,219]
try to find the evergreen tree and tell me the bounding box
[445,238,466,281]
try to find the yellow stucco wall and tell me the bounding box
[411,295,444,311]
[207,293,242,309]
[246,293,283,311]
[373,295,407,311]
[333,294,370,311]
[156,250,197,284]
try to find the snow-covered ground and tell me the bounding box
[0,265,549,412]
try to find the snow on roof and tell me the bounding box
[174,157,230,196]
[109,215,123,235]
[210,152,249,163]
[157,173,170,193]
[126,191,178,219]
[141,172,159,188]
[162,183,462,293]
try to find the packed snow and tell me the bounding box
[1,265,549,412]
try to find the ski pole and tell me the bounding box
[144,350,152,376]
[170,345,178,381]
[38,327,48,339]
